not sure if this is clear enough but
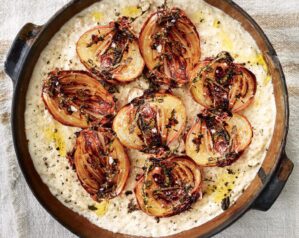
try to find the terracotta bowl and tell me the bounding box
[4,0,293,237]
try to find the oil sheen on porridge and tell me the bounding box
[25,0,276,236]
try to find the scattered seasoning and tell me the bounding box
[86,34,104,47]
[221,196,230,210]
[227,168,235,175]
[128,199,139,213]
[135,173,143,181]
[88,205,97,211]
[155,217,160,223]
[192,133,203,152]
[125,190,133,196]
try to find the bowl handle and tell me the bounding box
[251,151,293,211]
[4,23,42,85]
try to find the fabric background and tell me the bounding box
[0,0,298,237]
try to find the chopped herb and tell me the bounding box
[157,98,164,103]
[128,199,139,213]
[125,190,133,196]
[88,205,97,211]
[221,196,230,210]
[227,168,234,175]
[166,109,178,129]
[144,180,153,188]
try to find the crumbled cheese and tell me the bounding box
[109,156,114,164]
[70,105,77,112]
[156,45,162,53]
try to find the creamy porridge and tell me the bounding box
[25,0,276,236]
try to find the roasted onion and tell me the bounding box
[139,7,201,87]
[113,93,186,154]
[77,17,145,83]
[186,110,252,167]
[68,127,130,200]
[191,52,257,112]
[135,156,202,217]
[42,70,116,128]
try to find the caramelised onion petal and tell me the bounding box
[191,52,257,112]
[68,127,130,200]
[113,93,186,154]
[134,156,202,217]
[42,70,115,128]
[186,110,252,167]
[77,17,144,83]
[139,8,201,87]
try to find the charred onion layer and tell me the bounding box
[42,70,115,128]
[186,110,252,167]
[77,17,145,83]
[68,127,130,200]
[135,156,202,217]
[191,52,257,112]
[139,7,201,87]
[113,93,186,154]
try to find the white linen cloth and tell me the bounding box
[0,0,298,237]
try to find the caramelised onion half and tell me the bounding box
[68,127,130,200]
[135,156,202,217]
[77,17,145,83]
[42,70,116,128]
[139,7,201,87]
[186,110,252,167]
[113,93,186,154]
[191,52,257,112]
